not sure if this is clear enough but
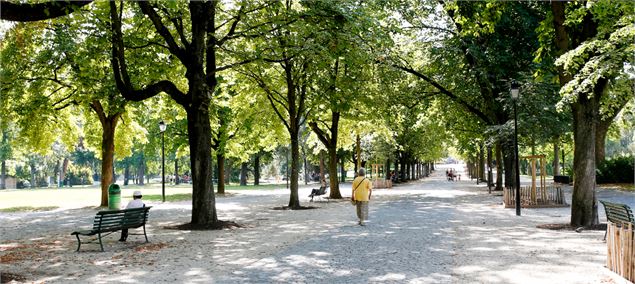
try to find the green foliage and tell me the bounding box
[554,1,634,109]
[596,156,634,184]
[65,163,93,185]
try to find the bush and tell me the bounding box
[65,164,94,186]
[596,156,634,184]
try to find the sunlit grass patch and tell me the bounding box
[0,206,59,212]
[599,183,635,192]
[141,193,192,202]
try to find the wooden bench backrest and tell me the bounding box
[600,200,634,225]
[92,207,151,232]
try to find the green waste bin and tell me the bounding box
[108,184,121,210]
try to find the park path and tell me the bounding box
[1,164,632,283]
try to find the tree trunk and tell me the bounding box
[405,159,410,180]
[29,161,36,188]
[61,158,68,186]
[553,138,560,176]
[319,150,325,181]
[399,156,406,181]
[224,158,231,185]
[254,154,260,186]
[340,155,346,182]
[186,96,217,225]
[88,100,121,206]
[355,134,361,175]
[570,83,604,227]
[0,130,7,189]
[479,146,485,182]
[328,146,342,199]
[503,145,514,188]
[288,134,300,208]
[138,155,145,185]
[487,146,493,188]
[495,142,503,190]
[175,158,180,185]
[0,160,6,190]
[216,152,225,194]
[412,162,416,180]
[303,153,308,185]
[240,162,248,186]
[595,120,609,164]
[124,164,130,186]
[99,117,117,206]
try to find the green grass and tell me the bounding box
[0,206,59,212]
[222,184,284,190]
[142,193,193,202]
[598,183,635,192]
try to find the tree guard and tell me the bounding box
[372,164,392,189]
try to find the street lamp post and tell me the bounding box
[511,82,521,216]
[159,121,167,202]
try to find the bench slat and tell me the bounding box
[600,200,634,224]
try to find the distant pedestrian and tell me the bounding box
[351,168,372,226]
[119,191,145,242]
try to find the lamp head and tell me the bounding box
[159,120,167,132]
[510,82,520,100]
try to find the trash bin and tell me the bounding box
[108,184,121,210]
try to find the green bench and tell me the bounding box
[71,206,152,252]
[599,200,633,239]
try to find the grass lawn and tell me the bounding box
[598,183,635,192]
[0,182,293,210]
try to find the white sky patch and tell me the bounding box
[0,20,15,40]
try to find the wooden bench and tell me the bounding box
[600,200,634,239]
[71,206,151,252]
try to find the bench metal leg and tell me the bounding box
[74,235,82,252]
[98,233,104,252]
[143,225,149,243]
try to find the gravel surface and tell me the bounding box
[1,164,633,283]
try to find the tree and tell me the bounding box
[0,22,81,188]
[548,0,634,226]
[109,1,280,226]
[383,1,545,189]
[303,0,379,199]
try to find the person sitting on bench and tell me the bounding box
[119,191,145,242]
[309,178,327,201]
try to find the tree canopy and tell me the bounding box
[1,0,632,228]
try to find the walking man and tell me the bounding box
[352,168,372,226]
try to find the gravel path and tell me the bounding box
[1,164,633,283]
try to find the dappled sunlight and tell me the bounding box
[0,166,626,283]
[369,272,406,281]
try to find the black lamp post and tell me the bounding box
[511,82,521,216]
[159,121,167,202]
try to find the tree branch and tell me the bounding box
[51,90,77,109]
[216,58,258,72]
[109,1,188,106]
[0,0,92,22]
[89,100,107,124]
[266,93,291,132]
[137,1,186,62]
[389,63,492,123]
